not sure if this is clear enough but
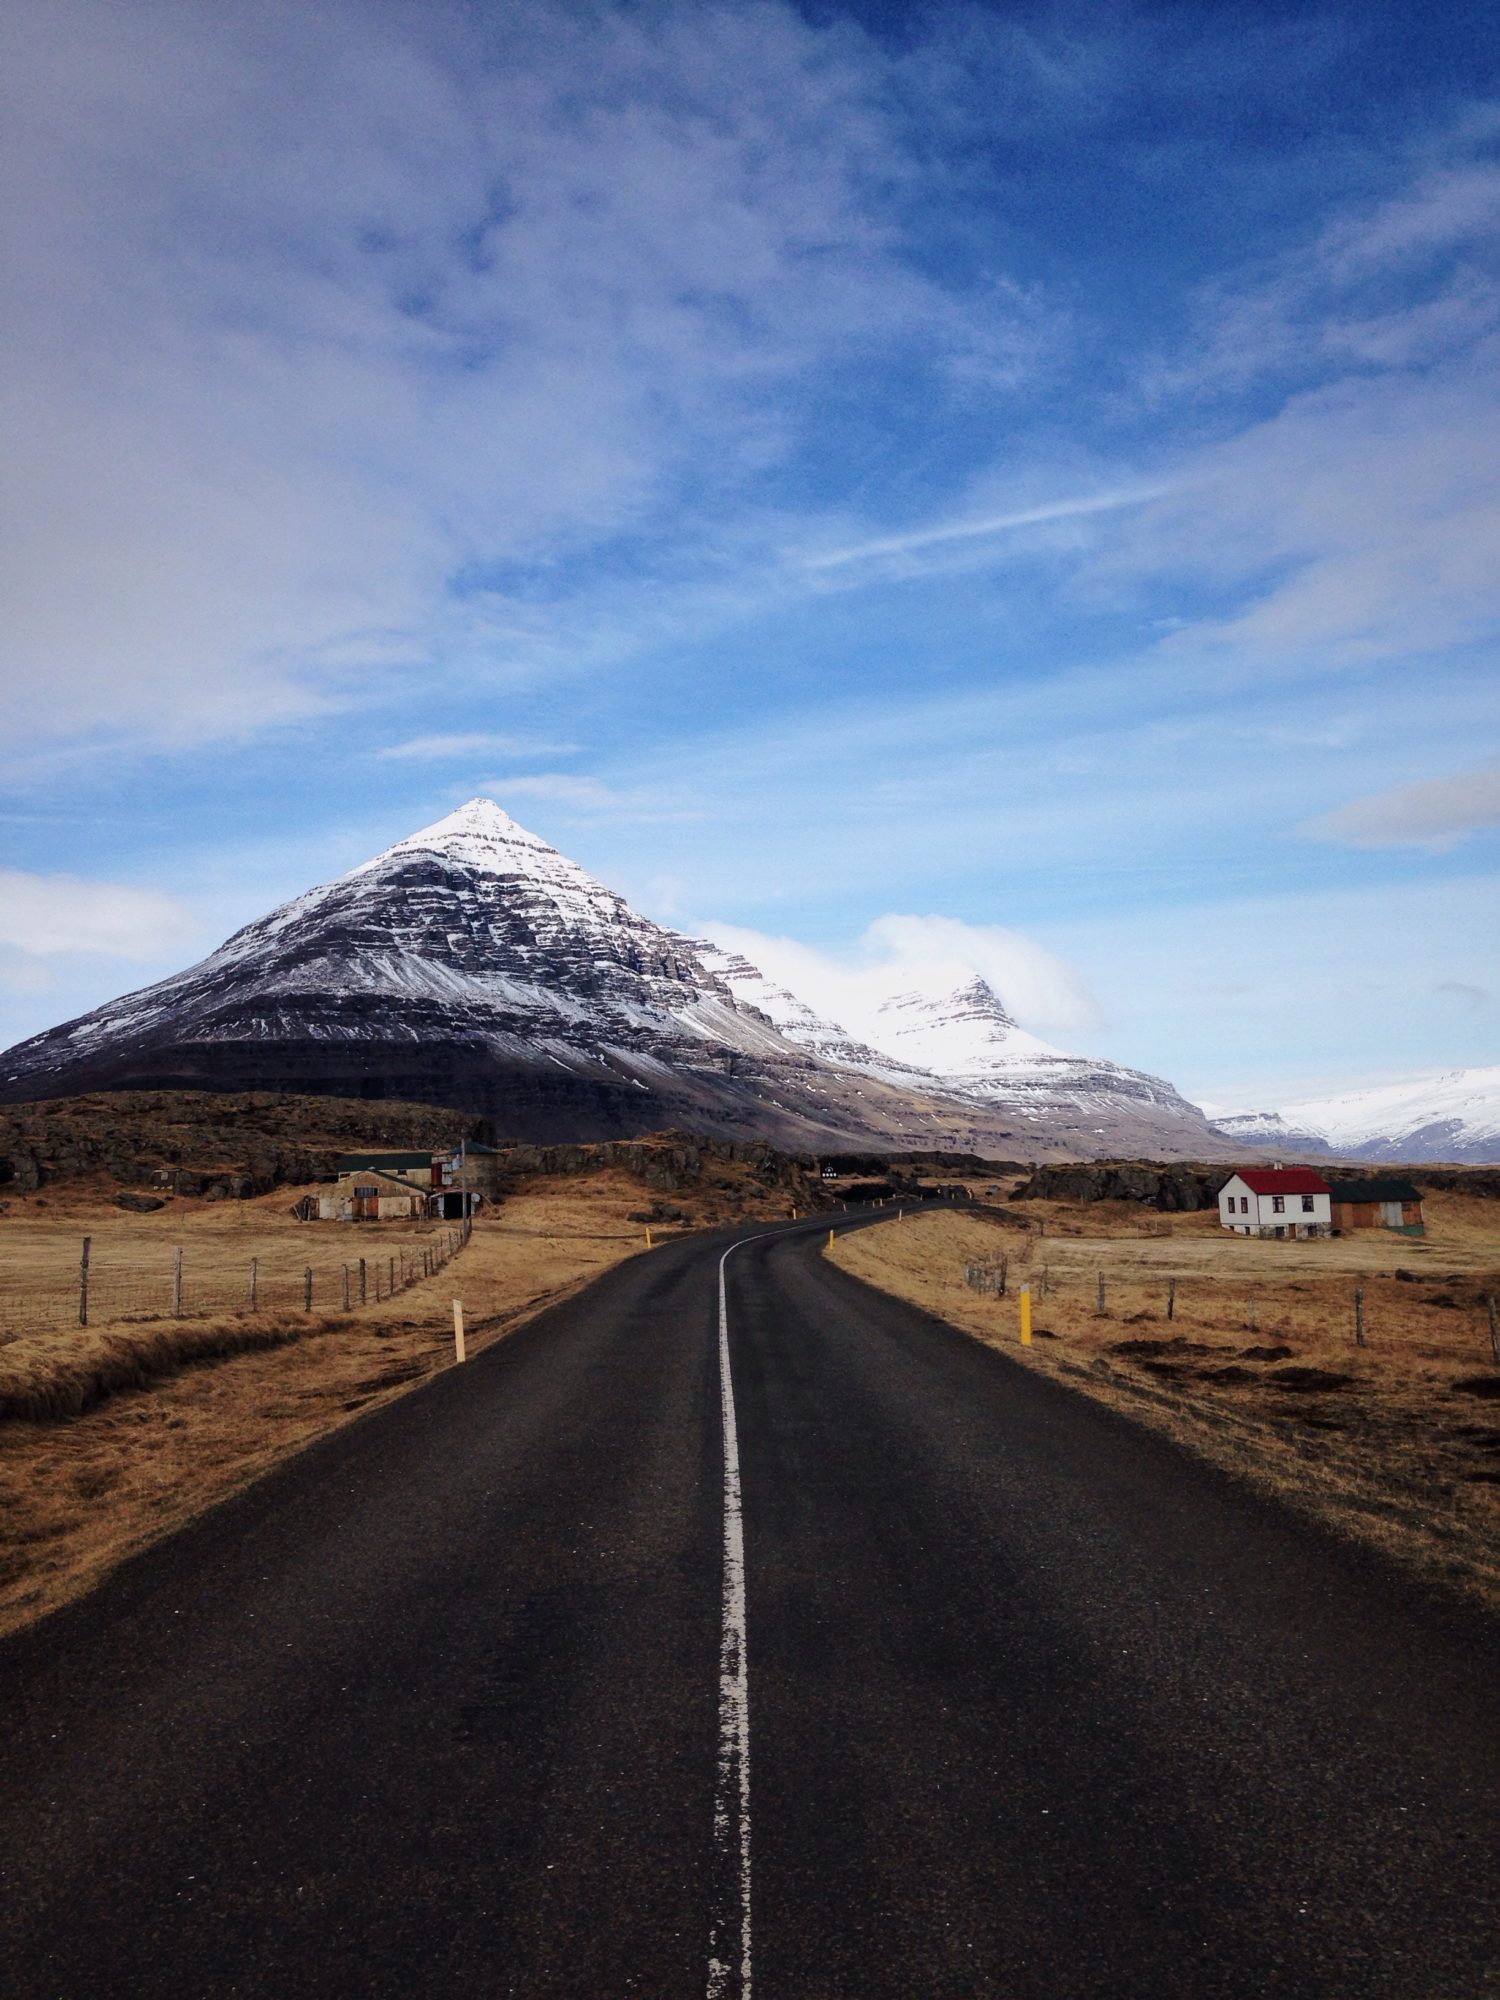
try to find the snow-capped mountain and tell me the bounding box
[691,942,922,1074]
[0,800,869,1145]
[867,978,1065,1073]
[1208,1110,1335,1155]
[0,798,1228,1157]
[1213,1066,1500,1164]
[857,976,1223,1156]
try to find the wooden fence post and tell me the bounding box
[1354,1287,1365,1348]
[250,1256,258,1310]
[1487,1294,1498,1367]
[1167,1278,1176,1322]
[388,1256,395,1297]
[342,1264,350,1310]
[1096,1271,1105,1315]
[172,1246,183,1319]
[79,1236,90,1327]
[303,1267,313,1312]
[359,1257,367,1306]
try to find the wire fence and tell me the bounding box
[0,1218,473,1341]
[962,1256,1500,1366]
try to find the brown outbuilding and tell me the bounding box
[1326,1177,1425,1237]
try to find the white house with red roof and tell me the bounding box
[1218,1167,1332,1238]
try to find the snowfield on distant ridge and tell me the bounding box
[1212,1066,1500,1164]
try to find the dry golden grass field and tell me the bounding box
[0,1182,466,1335]
[829,1191,1500,1609]
[0,1158,792,1638]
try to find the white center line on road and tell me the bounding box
[707,1232,769,2000]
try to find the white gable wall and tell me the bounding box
[1218,1175,1331,1235]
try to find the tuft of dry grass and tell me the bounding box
[0,1314,342,1423]
[829,1193,1500,1610]
[0,1160,786,1638]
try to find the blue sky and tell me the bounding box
[2,0,1498,1108]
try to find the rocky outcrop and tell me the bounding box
[484,1131,830,1207]
[0,1090,481,1197]
[1011,1161,1228,1211]
[0,1093,834,1216]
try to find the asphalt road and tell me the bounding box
[2,1211,1497,1998]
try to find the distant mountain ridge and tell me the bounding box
[0,799,1227,1158]
[1212,1066,1500,1164]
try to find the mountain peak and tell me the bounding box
[874,974,1018,1033]
[943,974,1017,1025]
[0,794,1234,1160]
[869,974,1060,1072]
[348,796,596,887]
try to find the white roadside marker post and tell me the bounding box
[453,1298,466,1364]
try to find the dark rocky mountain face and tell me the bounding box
[0,800,1230,1157]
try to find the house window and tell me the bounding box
[1241,1197,1249,1213]
[1272,1195,1284,1213]
[1301,1195,1314,1212]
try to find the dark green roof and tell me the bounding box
[1327,1178,1422,1204]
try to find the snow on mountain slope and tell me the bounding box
[848,974,1221,1149]
[1213,1067,1500,1164]
[868,978,1063,1072]
[0,798,1231,1156]
[0,801,1016,1147]
[0,799,804,1080]
[690,942,924,1075]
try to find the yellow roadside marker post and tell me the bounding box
[646,1225,653,1248]
[1019,1285,1032,1346]
[828,1228,835,1247]
[453,1299,467,1364]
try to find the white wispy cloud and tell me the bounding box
[1145,148,1500,398]
[704,914,1100,1042]
[376,733,580,762]
[1300,761,1500,849]
[485,774,624,810]
[1,0,1024,749]
[479,774,706,822]
[1107,338,1500,672]
[0,871,200,959]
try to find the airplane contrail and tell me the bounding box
[801,484,1169,570]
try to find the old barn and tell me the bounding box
[1327,1177,1425,1236]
